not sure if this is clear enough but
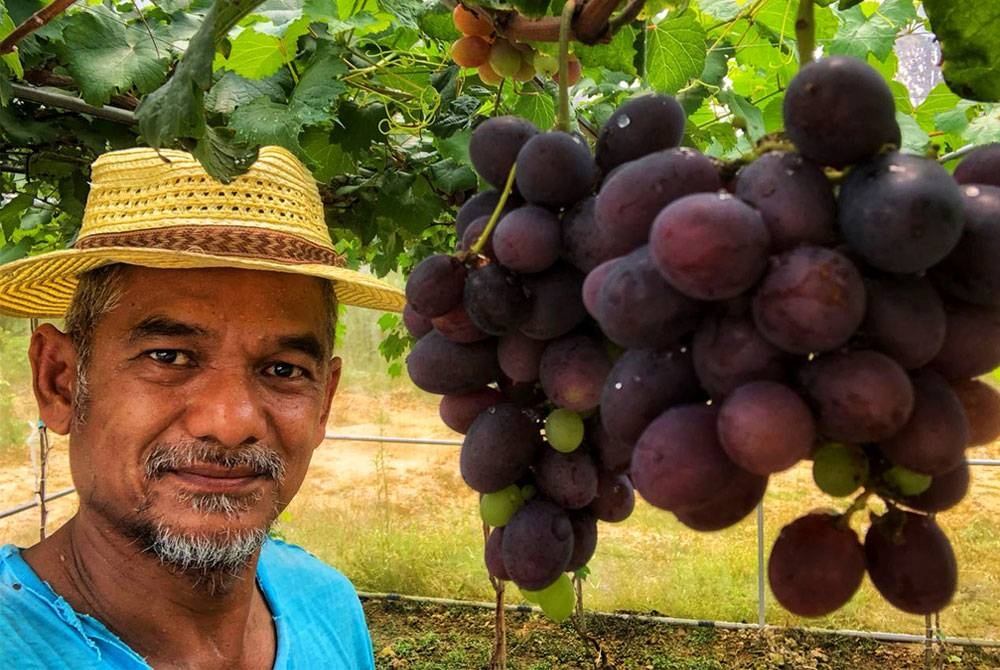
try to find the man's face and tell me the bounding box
[65,267,338,571]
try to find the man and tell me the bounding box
[0,146,405,668]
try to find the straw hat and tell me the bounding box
[0,145,406,317]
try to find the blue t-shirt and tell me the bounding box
[0,539,375,669]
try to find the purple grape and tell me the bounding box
[752,246,866,354]
[838,152,964,274]
[405,254,467,318]
[594,245,701,350]
[460,403,541,493]
[691,309,791,399]
[631,404,741,512]
[798,350,914,443]
[783,56,898,168]
[733,151,837,252]
[649,192,770,300]
[595,93,686,172]
[600,346,701,445]
[595,147,722,250]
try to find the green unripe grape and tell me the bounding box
[812,442,869,497]
[533,52,558,77]
[479,484,524,527]
[519,484,537,501]
[884,465,933,496]
[530,573,576,622]
[489,38,522,78]
[544,409,584,453]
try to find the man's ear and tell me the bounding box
[28,324,78,435]
[314,356,342,446]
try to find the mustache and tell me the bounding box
[144,440,287,482]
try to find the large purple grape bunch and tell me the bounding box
[405,54,1000,620]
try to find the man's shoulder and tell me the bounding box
[259,538,358,596]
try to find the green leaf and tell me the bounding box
[418,6,461,42]
[57,12,166,106]
[0,193,33,241]
[0,238,31,264]
[434,128,473,166]
[302,0,350,30]
[513,91,556,131]
[205,70,289,114]
[646,12,707,94]
[827,0,916,62]
[221,28,284,79]
[916,83,963,133]
[289,42,348,126]
[895,111,930,154]
[717,90,765,142]
[137,0,266,149]
[228,97,303,150]
[576,25,638,78]
[300,127,356,182]
[427,159,477,194]
[0,12,23,79]
[924,0,1000,102]
[190,125,259,182]
[698,0,740,21]
[962,105,1000,146]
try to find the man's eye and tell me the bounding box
[267,362,305,379]
[147,350,191,366]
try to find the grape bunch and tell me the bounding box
[450,3,581,87]
[405,53,1000,621]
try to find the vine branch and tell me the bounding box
[499,0,645,45]
[795,0,816,66]
[0,0,77,55]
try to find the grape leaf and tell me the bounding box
[300,127,356,182]
[646,13,707,94]
[697,0,740,21]
[924,0,1000,102]
[827,0,916,62]
[513,92,556,131]
[56,12,167,106]
[206,71,289,114]
[137,0,265,152]
[228,97,303,150]
[717,90,765,142]
[962,105,1000,145]
[895,111,930,153]
[576,25,638,78]
[220,28,284,79]
[190,125,259,183]
[289,42,348,126]
[427,159,477,194]
[0,13,23,79]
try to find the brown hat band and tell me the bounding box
[74,225,345,267]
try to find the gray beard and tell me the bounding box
[120,440,288,592]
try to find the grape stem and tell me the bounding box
[557,0,576,133]
[838,489,873,528]
[795,0,816,66]
[469,164,517,257]
[484,522,508,670]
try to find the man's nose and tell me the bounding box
[181,367,267,447]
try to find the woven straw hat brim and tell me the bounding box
[0,246,406,318]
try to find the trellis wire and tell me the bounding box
[3,432,1000,650]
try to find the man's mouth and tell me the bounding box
[166,465,268,494]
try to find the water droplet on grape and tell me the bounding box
[616,115,631,128]
[614,382,623,390]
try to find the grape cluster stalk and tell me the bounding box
[404,54,1000,621]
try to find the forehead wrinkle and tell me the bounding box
[127,315,212,345]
